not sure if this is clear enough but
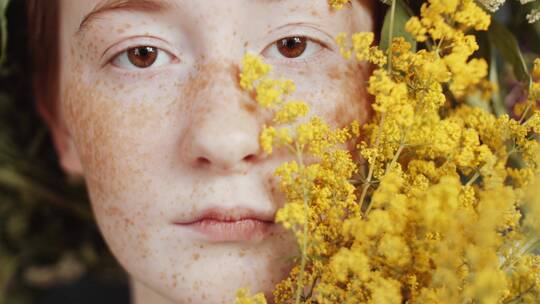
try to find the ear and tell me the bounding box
[36,97,84,178]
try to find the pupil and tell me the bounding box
[286,37,301,49]
[137,47,151,57]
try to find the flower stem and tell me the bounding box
[465,171,480,187]
[387,0,397,73]
[359,114,385,215]
[294,143,310,304]
[385,144,404,175]
[519,102,533,124]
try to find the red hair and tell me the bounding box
[27,0,60,121]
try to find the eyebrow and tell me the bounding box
[77,0,176,34]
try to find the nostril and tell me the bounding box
[243,154,257,162]
[196,157,211,166]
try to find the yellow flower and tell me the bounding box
[335,32,352,60]
[328,0,350,10]
[454,0,491,30]
[273,101,310,124]
[259,126,292,154]
[255,78,295,109]
[533,58,540,79]
[351,32,374,61]
[235,288,267,304]
[260,126,277,155]
[405,17,427,42]
[239,53,271,90]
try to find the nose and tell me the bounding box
[181,62,263,174]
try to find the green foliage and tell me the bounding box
[0,0,8,65]
[379,0,417,53]
[489,19,531,87]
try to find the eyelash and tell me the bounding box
[262,37,328,67]
[108,36,328,70]
[110,47,177,70]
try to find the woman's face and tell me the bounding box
[56,0,373,303]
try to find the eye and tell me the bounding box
[111,45,175,70]
[263,36,324,61]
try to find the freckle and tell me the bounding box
[192,253,200,261]
[241,102,257,114]
[327,65,341,80]
[123,217,134,227]
[116,28,125,34]
[106,206,124,216]
[172,273,178,287]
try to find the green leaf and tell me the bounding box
[379,0,417,53]
[0,0,9,66]
[488,19,531,87]
[489,41,509,117]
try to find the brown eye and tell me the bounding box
[276,36,307,58]
[127,46,158,68]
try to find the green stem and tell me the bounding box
[387,0,396,73]
[501,236,540,272]
[503,283,536,304]
[294,142,310,304]
[489,43,506,117]
[519,102,533,124]
[359,113,385,214]
[385,144,404,175]
[364,143,404,215]
[465,171,480,187]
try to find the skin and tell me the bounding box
[48,0,374,303]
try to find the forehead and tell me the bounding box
[60,0,374,37]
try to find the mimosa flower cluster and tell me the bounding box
[236,0,540,303]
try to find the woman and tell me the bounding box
[26,0,378,303]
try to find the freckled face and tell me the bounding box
[59,0,373,303]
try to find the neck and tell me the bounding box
[130,278,176,304]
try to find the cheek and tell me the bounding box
[60,70,190,222]
[60,73,192,272]
[293,61,371,129]
[328,61,371,127]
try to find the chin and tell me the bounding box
[104,225,298,304]
[132,247,293,304]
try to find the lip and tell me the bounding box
[173,207,276,242]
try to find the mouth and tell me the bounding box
[172,207,276,243]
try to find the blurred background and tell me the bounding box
[0,1,129,303]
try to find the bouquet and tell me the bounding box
[235,0,540,303]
